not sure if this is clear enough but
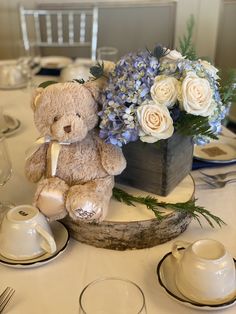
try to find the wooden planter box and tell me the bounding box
[116,133,193,196]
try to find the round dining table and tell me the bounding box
[0,76,236,314]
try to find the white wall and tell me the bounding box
[175,0,221,62]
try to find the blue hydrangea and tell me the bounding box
[99,50,160,146]
[99,48,225,146]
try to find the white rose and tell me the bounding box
[137,101,174,143]
[199,59,219,79]
[151,75,180,108]
[161,49,184,62]
[179,72,214,116]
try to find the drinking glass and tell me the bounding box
[0,136,12,187]
[79,277,146,314]
[97,47,118,62]
[0,107,8,134]
[0,136,13,221]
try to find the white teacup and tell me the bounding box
[172,239,236,304]
[0,205,57,260]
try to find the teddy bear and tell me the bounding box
[25,80,126,222]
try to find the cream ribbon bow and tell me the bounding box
[25,136,71,177]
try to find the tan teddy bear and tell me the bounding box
[25,80,126,222]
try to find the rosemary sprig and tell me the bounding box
[219,69,236,105]
[178,15,197,60]
[112,187,225,228]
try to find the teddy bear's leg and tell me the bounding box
[66,176,114,222]
[33,177,69,221]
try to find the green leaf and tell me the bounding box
[112,187,225,228]
[174,112,218,140]
[38,80,58,88]
[219,69,236,105]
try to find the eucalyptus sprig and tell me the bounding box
[113,187,225,228]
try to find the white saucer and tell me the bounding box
[1,114,21,137]
[157,249,236,311]
[0,221,69,268]
[40,56,73,69]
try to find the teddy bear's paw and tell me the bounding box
[36,191,68,221]
[34,177,69,221]
[69,200,103,222]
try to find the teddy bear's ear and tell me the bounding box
[31,87,44,111]
[84,81,100,101]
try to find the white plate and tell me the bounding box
[0,82,27,90]
[40,56,73,69]
[1,114,21,137]
[0,221,69,268]
[157,250,236,311]
[194,136,236,163]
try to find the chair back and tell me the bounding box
[19,5,98,60]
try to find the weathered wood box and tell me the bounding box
[116,132,193,196]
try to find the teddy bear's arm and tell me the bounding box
[95,137,127,175]
[25,144,48,183]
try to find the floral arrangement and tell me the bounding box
[98,46,227,147]
[87,16,233,229]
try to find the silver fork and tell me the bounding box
[201,177,236,189]
[0,287,15,313]
[200,170,236,180]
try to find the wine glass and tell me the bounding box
[79,277,147,314]
[18,45,41,89]
[0,136,12,186]
[0,136,13,221]
[0,107,8,134]
[97,47,118,62]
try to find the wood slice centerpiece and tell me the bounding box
[62,174,195,250]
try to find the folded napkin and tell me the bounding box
[37,68,61,76]
[192,159,236,170]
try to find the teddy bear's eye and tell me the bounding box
[76,113,81,118]
[53,116,59,122]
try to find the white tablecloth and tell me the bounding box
[0,78,236,314]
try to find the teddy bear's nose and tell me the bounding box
[64,125,71,133]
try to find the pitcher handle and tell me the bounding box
[172,240,191,260]
[36,224,57,254]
